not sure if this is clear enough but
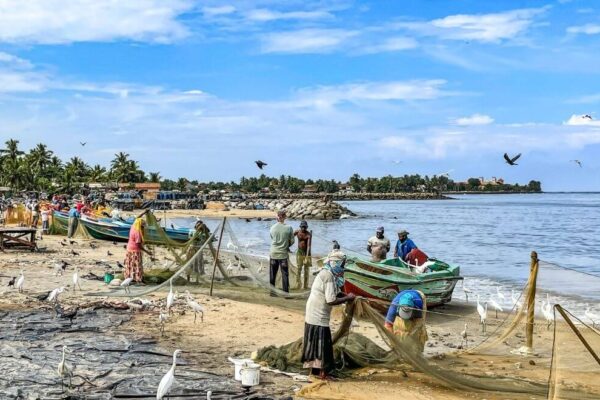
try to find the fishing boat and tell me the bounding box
[343,256,462,307]
[52,212,192,244]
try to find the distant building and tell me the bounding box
[337,184,354,194]
[302,184,318,193]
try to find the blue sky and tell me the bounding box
[1,0,600,190]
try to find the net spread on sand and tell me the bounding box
[43,213,599,399]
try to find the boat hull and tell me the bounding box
[52,212,191,244]
[343,257,462,307]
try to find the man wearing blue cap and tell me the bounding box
[384,289,428,353]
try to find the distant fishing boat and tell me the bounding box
[52,211,192,244]
[343,256,462,307]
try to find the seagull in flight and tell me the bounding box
[571,159,582,168]
[503,153,521,166]
[255,160,267,169]
[436,169,454,177]
[392,160,402,165]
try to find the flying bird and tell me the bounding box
[571,160,582,168]
[582,114,593,120]
[392,160,403,165]
[255,160,267,169]
[80,142,86,146]
[503,153,521,166]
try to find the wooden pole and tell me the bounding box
[209,217,227,296]
[555,305,600,365]
[526,251,539,349]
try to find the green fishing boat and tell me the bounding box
[343,256,462,307]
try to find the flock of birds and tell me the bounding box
[460,282,600,346]
[4,240,211,399]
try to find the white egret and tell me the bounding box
[477,295,488,333]
[57,345,72,391]
[47,287,66,304]
[226,240,238,251]
[496,287,506,302]
[16,271,25,293]
[542,301,554,330]
[585,308,599,328]
[207,390,212,400]
[156,349,182,400]
[158,309,169,336]
[511,290,523,312]
[226,261,234,274]
[460,323,468,347]
[166,280,175,314]
[121,277,134,294]
[462,286,472,303]
[258,261,265,274]
[72,267,82,291]
[184,291,204,323]
[489,298,503,318]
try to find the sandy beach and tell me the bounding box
[2,230,596,399]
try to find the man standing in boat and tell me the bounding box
[269,210,295,296]
[367,226,390,261]
[294,220,312,290]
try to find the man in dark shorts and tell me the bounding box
[269,210,294,295]
[294,220,312,289]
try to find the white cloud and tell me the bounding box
[0,52,33,69]
[295,80,449,107]
[453,113,494,126]
[396,8,545,43]
[567,24,600,35]
[202,5,236,17]
[245,9,332,22]
[0,0,193,44]
[260,29,358,53]
[564,114,600,126]
[357,37,418,54]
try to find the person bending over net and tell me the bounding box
[385,289,428,354]
[302,255,355,380]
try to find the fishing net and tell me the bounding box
[76,214,599,399]
[548,306,600,400]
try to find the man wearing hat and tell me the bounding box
[294,220,312,289]
[367,226,391,261]
[385,289,428,353]
[394,230,418,262]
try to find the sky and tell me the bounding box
[1,0,600,191]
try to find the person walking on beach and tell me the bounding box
[367,226,390,261]
[302,254,355,379]
[394,230,417,261]
[294,220,312,290]
[269,210,294,296]
[123,217,152,283]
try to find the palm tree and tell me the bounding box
[0,139,25,161]
[29,143,53,172]
[89,165,107,182]
[149,172,161,183]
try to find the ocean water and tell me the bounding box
[172,193,600,314]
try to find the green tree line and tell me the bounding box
[0,139,542,194]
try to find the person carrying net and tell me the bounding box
[302,251,355,380]
[384,289,428,354]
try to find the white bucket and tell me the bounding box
[228,357,254,381]
[240,363,261,387]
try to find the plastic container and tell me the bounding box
[228,357,254,381]
[240,362,261,387]
[104,272,114,284]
